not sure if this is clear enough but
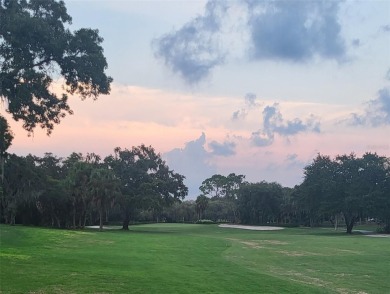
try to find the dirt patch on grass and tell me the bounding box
[276,250,325,257]
[336,289,369,294]
[271,267,368,294]
[226,238,288,249]
[0,252,31,260]
[270,267,330,288]
[334,249,362,255]
[334,273,353,277]
[240,241,264,249]
[261,240,288,245]
[242,240,288,248]
[29,287,75,294]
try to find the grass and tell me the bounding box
[0,224,389,293]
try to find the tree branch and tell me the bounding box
[32,57,54,68]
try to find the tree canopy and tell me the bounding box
[0,115,13,183]
[104,145,188,229]
[0,115,13,156]
[298,152,390,233]
[1,149,389,234]
[199,173,245,199]
[0,0,112,134]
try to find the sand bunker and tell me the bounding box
[85,225,121,230]
[218,224,284,231]
[365,234,390,238]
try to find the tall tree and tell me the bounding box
[224,173,246,199]
[334,153,388,233]
[66,160,93,228]
[279,187,300,225]
[1,154,43,225]
[237,181,282,225]
[89,168,120,231]
[199,174,226,198]
[298,154,337,227]
[33,153,70,228]
[105,145,187,230]
[300,152,388,233]
[195,194,209,220]
[0,115,13,183]
[199,173,245,199]
[375,165,390,232]
[0,0,112,134]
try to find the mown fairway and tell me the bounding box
[0,224,389,294]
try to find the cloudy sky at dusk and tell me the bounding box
[2,0,390,198]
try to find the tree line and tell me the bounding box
[0,131,187,231]
[190,153,390,234]
[1,120,389,234]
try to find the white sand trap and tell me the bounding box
[354,230,390,238]
[218,224,284,231]
[85,225,122,230]
[365,234,390,238]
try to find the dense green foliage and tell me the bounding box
[238,181,283,225]
[0,115,13,183]
[104,146,187,229]
[0,0,112,134]
[1,224,389,293]
[1,150,389,234]
[0,115,13,157]
[199,173,245,199]
[298,153,390,233]
[0,146,188,229]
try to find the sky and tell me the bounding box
[2,0,390,199]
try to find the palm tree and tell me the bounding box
[195,194,209,220]
[66,161,93,229]
[89,168,120,231]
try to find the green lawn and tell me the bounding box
[0,224,389,293]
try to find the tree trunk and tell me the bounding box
[344,213,355,234]
[346,222,354,234]
[4,212,8,224]
[72,206,76,229]
[55,215,61,228]
[78,214,83,229]
[99,208,103,231]
[83,212,87,228]
[122,211,130,230]
[10,212,15,225]
[1,156,4,184]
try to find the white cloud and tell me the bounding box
[349,87,390,126]
[164,133,217,198]
[247,0,346,62]
[251,103,320,147]
[154,0,348,83]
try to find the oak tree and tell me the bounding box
[0,0,112,134]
